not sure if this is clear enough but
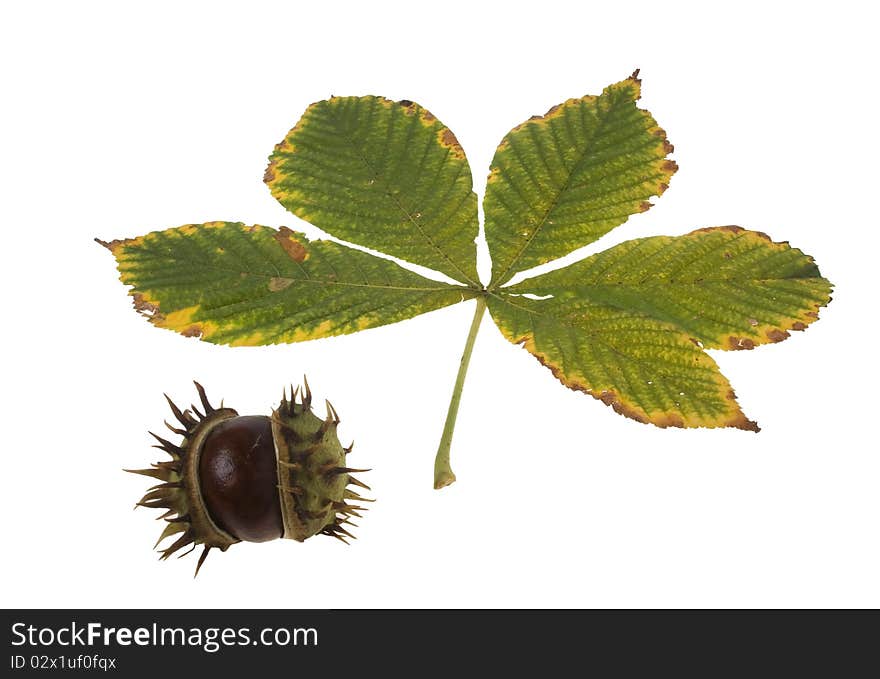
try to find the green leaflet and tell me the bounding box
[102,222,471,346]
[484,73,677,287]
[506,226,832,350]
[487,293,758,430]
[265,95,480,286]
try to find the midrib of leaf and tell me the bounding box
[196,268,455,293]
[326,102,480,289]
[489,98,622,289]
[588,230,759,281]
[177,260,460,292]
[488,292,719,417]
[147,251,460,293]
[619,228,811,280]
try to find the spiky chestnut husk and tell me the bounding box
[127,380,370,575]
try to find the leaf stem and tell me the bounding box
[433,294,487,489]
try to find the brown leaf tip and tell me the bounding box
[723,391,760,432]
[96,236,136,254]
[627,69,642,99]
[730,414,760,432]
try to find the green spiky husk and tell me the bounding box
[272,382,370,544]
[127,383,239,574]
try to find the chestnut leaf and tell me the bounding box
[102,73,833,488]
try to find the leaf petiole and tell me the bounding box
[433,294,487,489]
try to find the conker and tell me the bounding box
[128,380,370,574]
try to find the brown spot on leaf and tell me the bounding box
[398,100,418,116]
[652,128,666,137]
[510,102,569,133]
[657,183,669,194]
[805,312,819,319]
[766,328,789,343]
[728,336,755,350]
[132,293,161,318]
[263,163,276,183]
[723,252,732,259]
[791,321,807,331]
[273,226,309,262]
[694,225,744,236]
[662,140,674,154]
[596,390,650,424]
[638,201,653,212]
[268,277,294,292]
[662,159,679,173]
[180,325,203,338]
[439,128,464,157]
[421,109,436,123]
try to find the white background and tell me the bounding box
[1,1,877,608]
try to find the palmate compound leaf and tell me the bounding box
[101,221,473,346]
[493,226,832,429]
[265,95,480,286]
[484,71,677,287]
[100,76,833,490]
